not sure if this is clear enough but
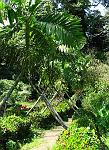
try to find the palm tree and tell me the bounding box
[0,0,85,111]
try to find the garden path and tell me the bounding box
[31,118,72,150]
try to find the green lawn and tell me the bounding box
[20,137,43,150]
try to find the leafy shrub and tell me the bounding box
[54,121,100,150]
[29,100,73,129]
[29,111,60,129]
[7,104,30,116]
[55,102,70,113]
[0,115,33,149]
[6,140,20,150]
[0,79,31,103]
[71,81,109,149]
[82,81,109,135]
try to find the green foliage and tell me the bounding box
[20,137,42,150]
[54,121,100,150]
[28,100,72,129]
[82,81,109,135]
[6,103,30,116]
[62,54,91,90]
[55,102,70,113]
[0,115,33,149]
[0,79,31,103]
[0,0,86,88]
[37,12,85,48]
[0,115,25,132]
[70,62,109,149]
[6,140,20,150]
[70,80,109,149]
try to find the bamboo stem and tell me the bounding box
[26,96,41,115]
[30,82,68,129]
[0,73,21,111]
[41,92,57,114]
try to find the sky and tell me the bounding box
[90,0,107,16]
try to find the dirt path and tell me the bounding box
[31,118,72,150]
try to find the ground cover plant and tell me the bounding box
[54,121,101,150]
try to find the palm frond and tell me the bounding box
[36,12,86,48]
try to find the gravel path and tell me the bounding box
[31,118,72,150]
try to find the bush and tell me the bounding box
[29,101,73,129]
[82,81,109,135]
[29,111,60,129]
[0,79,31,103]
[54,121,100,150]
[6,140,20,150]
[0,115,33,149]
[71,81,109,149]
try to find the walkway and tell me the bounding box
[31,118,72,150]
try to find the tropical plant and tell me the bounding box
[0,0,86,109]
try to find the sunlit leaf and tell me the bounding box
[0,1,6,10]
